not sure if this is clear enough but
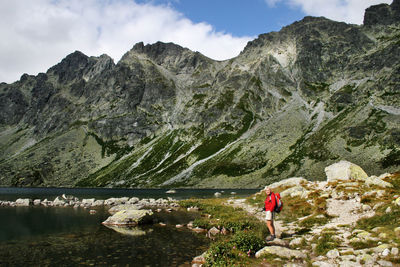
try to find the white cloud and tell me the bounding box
[0,0,252,83]
[270,0,392,24]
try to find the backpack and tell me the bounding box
[274,193,283,213]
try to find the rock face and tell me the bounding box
[0,2,399,188]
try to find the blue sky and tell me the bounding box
[142,0,305,36]
[0,0,392,83]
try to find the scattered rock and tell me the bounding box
[289,237,303,247]
[385,206,392,213]
[187,207,199,212]
[191,252,206,265]
[166,189,176,194]
[176,224,184,228]
[82,198,96,205]
[391,247,398,256]
[382,248,390,256]
[89,210,97,214]
[312,261,335,267]
[33,199,41,206]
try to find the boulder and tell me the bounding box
[33,199,41,206]
[391,247,399,256]
[166,189,176,194]
[377,260,393,267]
[280,186,309,198]
[289,237,304,247]
[108,204,143,215]
[395,197,400,206]
[92,200,105,206]
[255,246,307,259]
[214,192,222,197]
[82,198,96,205]
[325,161,368,182]
[312,261,335,267]
[265,177,308,190]
[15,198,32,206]
[128,197,139,204]
[102,209,153,226]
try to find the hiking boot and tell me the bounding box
[265,235,275,241]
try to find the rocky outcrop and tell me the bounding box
[364,0,400,26]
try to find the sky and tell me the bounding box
[0,0,392,83]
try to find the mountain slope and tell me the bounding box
[0,1,399,188]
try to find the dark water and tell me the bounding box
[0,188,259,266]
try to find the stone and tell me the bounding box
[265,177,308,190]
[53,197,66,206]
[362,204,371,211]
[102,209,153,226]
[15,198,32,206]
[187,207,199,212]
[379,233,388,239]
[176,224,184,228]
[372,244,390,253]
[214,192,222,197]
[385,206,392,213]
[377,260,393,267]
[326,249,340,259]
[325,161,368,182]
[338,260,361,267]
[108,204,143,215]
[192,252,206,265]
[395,227,400,237]
[89,210,97,214]
[166,189,176,194]
[267,238,287,247]
[82,198,96,205]
[91,200,104,206]
[208,227,220,237]
[289,237,303,247]
[255,246,307,259]
[365,176,393,188]
[382,248,390,256]
[312,261,335,267]
[33,199,41,205]
[280,186,309,198]
[128,197,139,204]
[391,247,398,256]
[395,197,400,206]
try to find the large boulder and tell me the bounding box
[103,225,150,236]
[255,246,307,259]
[325,161,368,182]
[102,209,153,226]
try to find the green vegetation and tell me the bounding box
[179,198,269,266]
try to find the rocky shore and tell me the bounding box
[187,160,400,266]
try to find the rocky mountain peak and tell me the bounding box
[363,0,400,26]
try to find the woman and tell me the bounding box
[264,187,276,241]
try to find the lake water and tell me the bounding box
[0,188,259,266]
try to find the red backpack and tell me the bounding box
[274,193,283,213]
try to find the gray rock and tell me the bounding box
[325,161,368,182]
[280,186,309,198]
[377,260,393,267]
[33,199,41,205]
[102,209,153,226]
[265,177,308,190]
[82,198,96,205]
[108,204,143,215]
[214,192,222,197]
[92,200,105,206]
[289,237,304,247]
[128,197,139,204]
[255,246,307,259]
[15,198,32,206]
[53,197,66,206]
[326,249,340,259]
[312,261,335,267]
[391,247,398,256]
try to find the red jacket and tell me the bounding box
[264,192,276,212]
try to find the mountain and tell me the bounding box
[0,1,399,188]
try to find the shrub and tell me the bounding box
[230,231,265,254]
[204,241,238,267]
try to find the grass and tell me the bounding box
[179,198,269,266]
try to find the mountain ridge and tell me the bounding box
[0,1,399,188]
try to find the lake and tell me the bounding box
[0,188,259,266]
